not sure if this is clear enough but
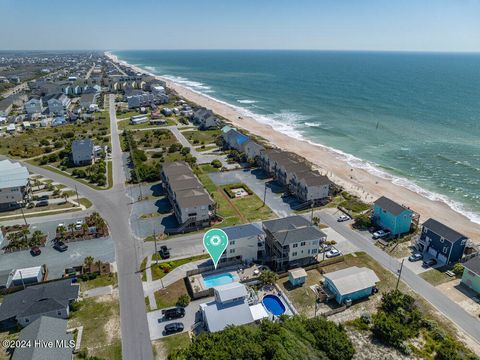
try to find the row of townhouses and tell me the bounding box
[221,126,331,204]
[125,89,169,109]
[24,93,71,116]
[161,161,215,231]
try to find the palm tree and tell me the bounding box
[259,270,278,286]
[57,225,66,240]
[95,260,103,274]
[21,228,30,243]
[84,256,94,267]
[81,223,89,236]
[67,223,75,237]
[30,230,45,246]
[312,216,320,226]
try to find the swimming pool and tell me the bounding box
[202,273,236,288]
[262,295,286,316]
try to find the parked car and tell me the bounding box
[159,245,170,259]
[372,229,391,239]
[337,215,350,222]
[325,248,341,258]
[53,241,68,252]
[162,307,185,320]
[38,195,49,200]
[75,220,83,230]
[57,223,65,228]
[408,253,423,262]
[36,200,49,207]
[163,322,184,335]
[319,244,332,253]
[422,258,437,268]
[30,246,41,256]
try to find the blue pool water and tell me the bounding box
[203,273,235,288]
[262,295,286,316]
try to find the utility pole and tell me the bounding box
[262,182,267,207]
[153,229,158,265]
[20,201,28,226]
[310,202,314,224]
[395,258,405,291]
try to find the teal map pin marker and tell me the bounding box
[203,229,229,269]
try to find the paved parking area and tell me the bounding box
[321,227,359,255]
[147,297,212,340]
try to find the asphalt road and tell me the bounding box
[318,210,480,344]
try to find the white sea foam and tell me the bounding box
[144,66,157,73]
[304,122,322,128]
[237,99,257,104]
[114,54,480,225]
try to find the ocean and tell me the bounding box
[113,50,480,224]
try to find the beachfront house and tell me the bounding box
[223,129,250,153]
[461,257,480,294]
[71,138,94,166]
[192,108,219,129]
[323,266,380,305]
[0,160,31,210]
[199,282,269,332]
[274,157,311,187]
[292,171,331,203]
[372,196,413,237]
[161,161,215,231]
[263,216,327,271]
[0,279,79,328]
[219,224,265,265]
[12,316,74,360]
[243,140,265,161]
[416,218,468,265]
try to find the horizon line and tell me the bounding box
[1,48,480,54]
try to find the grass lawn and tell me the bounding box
[69,296,122,360]
[157,332,191,357]
[77,198,93,208]
[277,269,322,315]
[118,118,176,131]
[232,194,275,222]
[182,129,220,145]
[107,160,113,188]
[0,328,19,360]
[196,144,218,152]
[132,128,179,150]
[198,163,220,173]
[39,164,110,191]
[150,254,209,281]
[79,273,117,292]
[419,269,458,286]
[153,279,189,309]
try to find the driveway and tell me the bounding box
[147,297,213,340]
[208,169,292,217]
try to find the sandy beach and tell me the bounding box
[106,52,479,241]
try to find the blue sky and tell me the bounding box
[1,0,479,51]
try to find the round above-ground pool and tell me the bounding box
[262,295,286,316]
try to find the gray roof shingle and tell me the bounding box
[423,218,467,243]
[374,196,410,216]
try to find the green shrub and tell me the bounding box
[211,159,222,168]
[177,294,191,307]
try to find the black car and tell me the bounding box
[164,322,184,335]
[159,245,170,259]
[30,246,41,256]
[53,241,68,252]
[36,200,49,207]
[162,307,185,320]
[422,258,437,268]
[38,195,49,200]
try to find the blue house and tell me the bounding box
[51,116,67,127]
[372,196,413,237]
[223,129,250,152]
[416,218,468,265]
[323,266,379,305]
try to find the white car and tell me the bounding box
[337,215,350,222]
[326,249,341,258]
[372,229,391,239]
[57,223,65,229]
[75,220,83,230]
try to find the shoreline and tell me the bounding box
[105,51,479,241]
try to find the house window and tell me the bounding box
[461,239,466,246]
[440,238,444,243]
[25,319,29,323]
[229,249,235,254]
[312,249,318,254]
[292,252,297,256]
[300,242,306,246]
[229,240,235,246]
[292,244,298,248]
[443,246,448,254]
[57,311,62,316]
